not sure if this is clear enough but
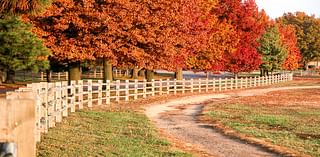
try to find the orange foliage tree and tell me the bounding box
[29,0,193,81]
[278,24,301,70]
[179,0,239,75]
[213,0,269,74]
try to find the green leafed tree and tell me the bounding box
[0,16,50,83]
[277,12,320,68]
[258,25,288,76]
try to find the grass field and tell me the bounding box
[204,89,320,156]
[37,109,191,157]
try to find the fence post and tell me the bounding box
[159,79,163,95]
[98,80,103,105]
[235,77,238,89]
[151,79,155,96]
[134,80,138,99]
[3,93,37,157]
[224,78,228,90]
[116,80,120,102]
[106,80,111,105]
[245,77,248,88]
[30,83,41,141]
[257,76,261,86]
[55,82,62,123]
[37,82,48,133]
[78,80,83,109]
[143,80,147,98]
[87,80,93,107]
[213,78,216,91]
[230,78,234,89]
[219,78,222,91]
[41,72,44,81]
[65,72,68,80]
[198,78,201,93]
[166,79,170,94]
[205,78,209,92]
[174,79,177,95]
[125,80,129,101]
[182,79,185,94]
[58,72,61,80]
[61,81,68,117]
[69,81,76,112]
[94,70,97,78]
[47,83,55,128]
[190,79,194,93]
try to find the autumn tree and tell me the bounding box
[277,12,320,68]
[29,0,98,81]
[0,0,51,15]
[30,0,191,82]
[175,0,239,79]
[0,16,50,83]
[278,24,301,70]
[213,0,269,74]
[102,0,183,81]
[258,25,287,76]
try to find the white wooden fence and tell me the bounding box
[15,69,131,82]
[5,73,293,154]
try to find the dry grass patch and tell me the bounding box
[203,89,320,157]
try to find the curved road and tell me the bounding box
[145,86,320,157]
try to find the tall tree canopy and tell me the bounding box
[182,0,239,72]
[277,12,320,68]
[258,25,287,75]
[213,0,269,73]
[0,0,51,15]
[30,0,192,80]
[278,24,301,70]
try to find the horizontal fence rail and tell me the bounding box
[4,73,293,156]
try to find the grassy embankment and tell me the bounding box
[37,109,191,157]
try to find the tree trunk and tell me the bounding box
[260,68,264,77]
[5,70,15,84]
[132,68,139,79]
[103,57,113,81]
[146,70,154,82]
[0,70,7,84]
[139,69,145,77]
[68,61,81,82]
[174,68,183,80]
[46,69,51,82]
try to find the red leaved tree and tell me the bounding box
[213,0,269,74]
[178,0,239,77]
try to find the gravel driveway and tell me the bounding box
[145,86,320,157]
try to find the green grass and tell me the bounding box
[205,104,320,156]
[37,110,191,157]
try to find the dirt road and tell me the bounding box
[145,86,320,157]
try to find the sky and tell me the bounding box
[255,0,320,19]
